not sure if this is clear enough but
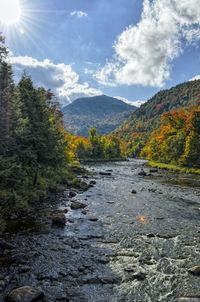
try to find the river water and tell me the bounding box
[1,159,200,302]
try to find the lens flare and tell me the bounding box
[0,0,21,25]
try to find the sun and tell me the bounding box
[0,0,21,25]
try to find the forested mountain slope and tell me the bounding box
[62,95,136,136]
[116,79,200,139]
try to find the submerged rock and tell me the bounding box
[71,201,87,210]
[5,286,44,302]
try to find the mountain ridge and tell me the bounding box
[62,95,136,136]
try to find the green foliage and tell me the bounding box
[0,35,69,214]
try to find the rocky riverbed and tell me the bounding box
[1,159,200,302]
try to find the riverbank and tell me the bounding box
[148,160,200,175]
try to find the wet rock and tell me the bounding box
[90,180,96,185]
[131,189,137,194]
[71,201,87,210]
[146,233,156,238]
[5,286,44,302]
[69,191,77,198]
[88,217,98,222]
[99,172,112,176]
[138,169,147,176]
[188,266,200,276]
[132,272,146,281]
[149,168,158,173]
[98,257,109,264]
[51,213,66,227]
[81,210,88,215]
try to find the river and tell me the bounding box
[1,159,200,302]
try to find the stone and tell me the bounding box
[188,266,200,276]
[132,272,146,281]
[51,213,66,227]
[99,172,112,176]
[90,180,96,185]
[88,217,98,222]
[138,170,147,176]
[81,210,87,215]
[71,201,87,210]
[149,168,158,173]
[131,189,137,194]
[69,191,77,198]
[5,286,44,302]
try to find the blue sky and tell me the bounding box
[2,0,200,106]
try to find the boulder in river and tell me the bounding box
[51,213,66,227]
[71,201,87,210]
[69,191,77,198]
[5,286,44,302]
[138,169,147,176]
[188,266,200,276]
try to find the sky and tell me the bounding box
[1,0,200,107]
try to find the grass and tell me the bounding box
[148,161,200,175]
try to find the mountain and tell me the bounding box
[116,79,200,139]
[62,95,136,136]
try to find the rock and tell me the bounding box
[51,213,66,227]
[90,180,96,185]
[146,233,156,238]
[107,201,115,204]
[81,210,87,215]
[188,266,200,276]
[5,286,44,302]
[71,201,87,210]
[149,168,158,173]
[69,191,77,198]
[132,272,146,281]
[138,169,147,176]
[88,217,98,222]
[131,189,137,194]
[99,172,112,176]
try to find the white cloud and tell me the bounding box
[96,0,200,87]
[10,55,101,106]
[114,96,146,107]
[70,11,88,18]
[189,75,200,81]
